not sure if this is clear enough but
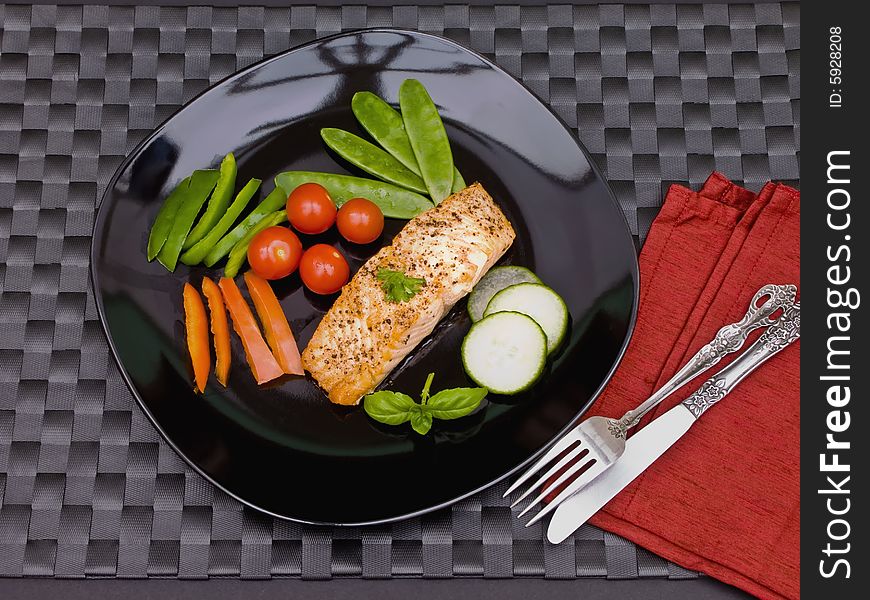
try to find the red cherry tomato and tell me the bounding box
[286,183,337,234]
[336,197,385,244]
[247,226,303,280]
[299,244,350,295]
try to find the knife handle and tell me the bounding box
[682,301,800,419]
[617,284,796,431]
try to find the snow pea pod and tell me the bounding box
[180,178,262,266]
[274,171,432,219]
[399,79,454,204]
[147,174,193,261]
[321,128,427,194]
[351,92,421,176]
[184,152,237,250]
[204,186,288,267]
[156,169,221,271]
[223,210,288,279]
[451,167,466,194]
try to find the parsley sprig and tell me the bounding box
[377,268,426,303]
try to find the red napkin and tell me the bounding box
[556,173,800,599]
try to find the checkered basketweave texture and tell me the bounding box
[0,2,799,579]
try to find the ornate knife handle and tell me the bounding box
[682,301,800,418]
[609,284,796,436]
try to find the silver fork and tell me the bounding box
[505,283,797,526]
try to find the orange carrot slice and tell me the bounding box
[182,282,210,392]
[201,278,232,386]
[218,277,283,385]
[244,271,304,376]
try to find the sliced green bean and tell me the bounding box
[156,169,220,271]
[180,178,262,266]
[275,171,432,219]
[223,211,288,279]
[147,174,193,261]
[451,167,466,194]
[184,152,237,250]
[399,79,454,204]
[203,186,288,267]
[351,92,422,176]
[321,128,427,194]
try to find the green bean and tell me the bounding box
[399,79,454,204]
[321,128,427,194]
[275,171,432,219]
[451,167,466,194]
[180,178,262,266]
[184,152,237,249]
[223,211,288,279]
[203,186,288,267]
[147,174,193,261]
[351,92,421,176]
[156,169,221,271]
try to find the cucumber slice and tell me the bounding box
[484,283,568,354]
[467,266,541,322]
[461,311,547,395]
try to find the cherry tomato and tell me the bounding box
[286,183,337,234]
[247,226,303,280]
[336,197,385,244]
[299,244,350,295]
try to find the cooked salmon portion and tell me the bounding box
[302,183,516,405]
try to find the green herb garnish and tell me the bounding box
[377,268,426,303]
[363,372,487,435]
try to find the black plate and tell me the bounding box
[91,30,638,525]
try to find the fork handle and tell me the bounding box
[682,301,800,417]
[611,283,796,435]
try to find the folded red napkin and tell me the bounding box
[555,173,800,599]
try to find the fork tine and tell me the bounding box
[517,454,595,519]
[523,459,610,527]
[503,428,581,498]
[509,442,588,508]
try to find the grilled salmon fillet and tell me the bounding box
[302,183,515,405]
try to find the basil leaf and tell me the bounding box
[363,391,417,425]
[426,387,488,420]
[365,376,487,435]
[409,405,433,435]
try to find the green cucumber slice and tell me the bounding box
[461,311,547,395]
[484,283,568,354]
[467,266,542,322]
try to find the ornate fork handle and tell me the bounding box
[683,301,800,418]
[607,284,796,438]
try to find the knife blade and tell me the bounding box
[547,301,800,544]
[546,403,694,544]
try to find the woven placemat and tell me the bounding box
[0,2,799,579]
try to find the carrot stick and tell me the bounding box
[201,278,232,386]
[182,282,211,392]
[218,277,283,385]
[244,271,304,376]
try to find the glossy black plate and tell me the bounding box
[91,30,638,525]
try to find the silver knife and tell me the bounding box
[547,301,800,544]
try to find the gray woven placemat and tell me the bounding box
[0,2,799,579]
